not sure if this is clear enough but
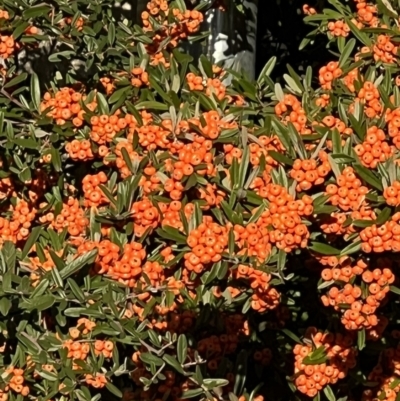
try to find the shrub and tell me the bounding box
[2,0,400,400]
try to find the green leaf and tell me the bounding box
[277,249,287,277]
[64,307,88,317]
[358,328,366,350]
[21,226,42,259]
[390,286,400,295]
[106,383,123,398]
[51,267,64,288]
[331,128,342,154]
[121,147,135,174]
[163,354,185,374]
[12,22,30,40]
[299,37,311,51]
[340,240,361,256]
[199,54,213,77]
[50,147,62,172]
[187,30,210,43]
[175,0,186,12]
[16,333,41,353]
[309,242,341,255]
[177,334,188,364]
[2,271,12,293]
[118,21,132,34]
[30,73,40,112]
[148,76,173,104]
[96,93,110,114]
[287,122,307,159]
[99,184,117,206]
[257,56,276,84]
[268,150,294,166]
[198,93,217,111]
[339,38,356,68]
[287,64,304,92]
[108,22,116,45]
[37,370,58,382]
[3,241,16,271]
[181,389,204,399]
[14,138,38,150]
[173,48,193,64]
[323,386,336,401]
[331,153,354,163]
[60,249,98,279]
[271,119,292,154]
[354,165,383,191]
[375,207,392,225]
[48,51,76,62]
[303,346,327,365]
[347,113,364,140]
[328,154,341,180]
[390,378,400,391]
[203,379,229,389]
[238,146,250,188]
[108,87,130,104]
[4,73,28,88]
[345,18,372,46]
[247,202,266,225]
[23,4,51,18]
[156,226,186,243]
[0,297,11,316]
[233,350,247,396]
[139,352,164,366]
[31,295,55,312]
[281,329,302,343]
[49,249,65,270]
[284,74,302,93]
[82,26,96,36]
[30,278,49,299]
[135,101,168,111]
[205,261,221,284]
[274,83,284,101]
[376,0,398,19]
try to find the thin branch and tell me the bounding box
[1,88,32,113]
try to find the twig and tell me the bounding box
[0,88,39,119]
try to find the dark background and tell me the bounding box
[255,0,331,80]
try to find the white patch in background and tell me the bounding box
[122,2,132,11]
[112,1,132,11]
[208,2,258,81]
[206,10,214,25]
[212,33,230,65]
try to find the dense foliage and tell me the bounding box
[2,0,400,401]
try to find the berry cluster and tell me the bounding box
[185,217,228,273]
[327,20,350,37]
[82,172,110,207]
[321,258,393,335]
[63,340,90,369]
[0,36,14,59]
[258,184,313,251]
[360,213,400,253]
[326,167,368,212]
[294,329,357,397]
[290,153,331,191]
[41,88,96,127]
[318,61,342,90]
[354,126,394,168]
